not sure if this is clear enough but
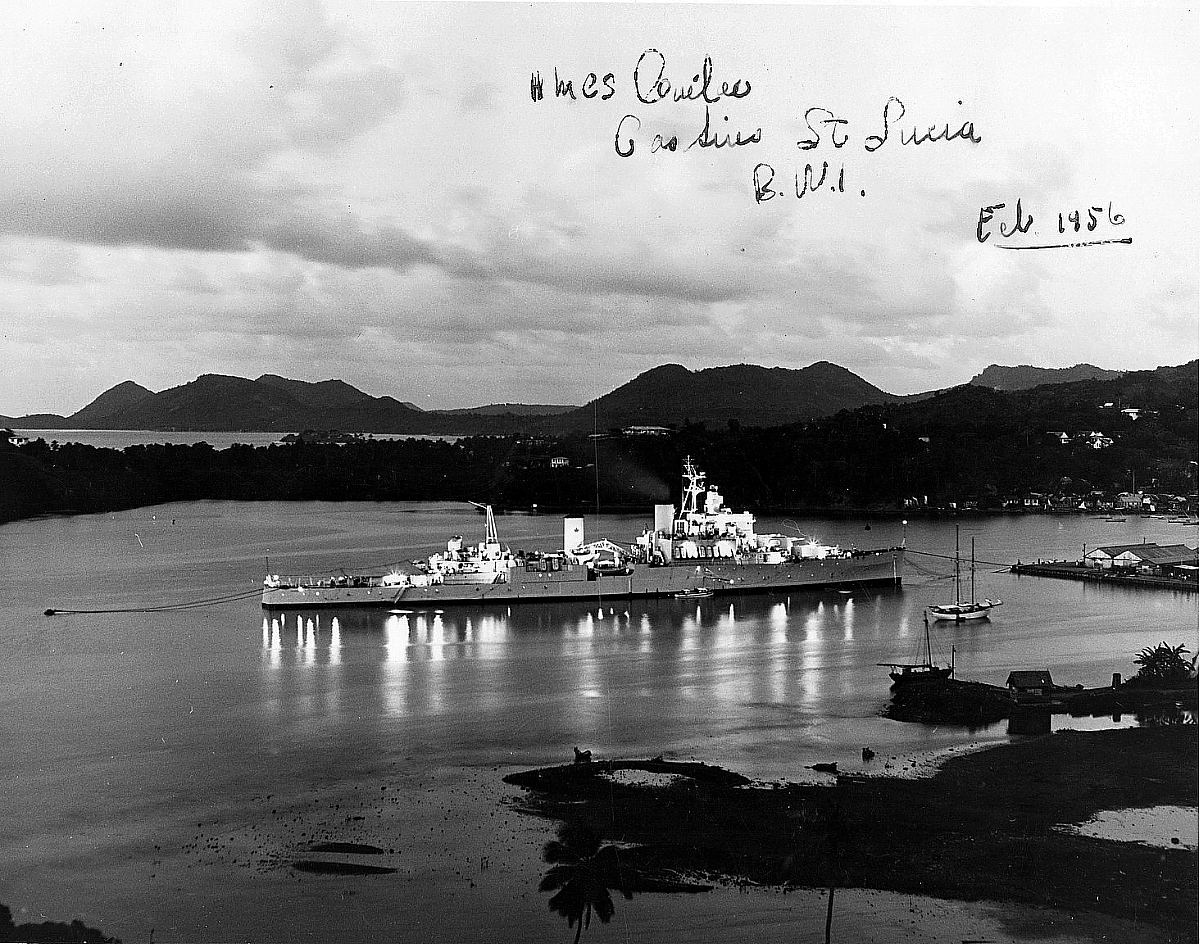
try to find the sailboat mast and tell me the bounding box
[954,526,961,604]
[971,536,976,605]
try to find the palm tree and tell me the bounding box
[539,822,632,943]
[1133,641,1194,685]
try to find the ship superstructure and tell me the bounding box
[630,457,848,567]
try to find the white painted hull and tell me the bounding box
[928,602,995,621]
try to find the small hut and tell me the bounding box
[1006,670,1054,704]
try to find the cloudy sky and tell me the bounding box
[1,2,1196,415]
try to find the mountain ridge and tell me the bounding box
[968,363,1123,391]
[3,360,1169,435]
[556,361,901,430]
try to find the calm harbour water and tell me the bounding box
[0,503,1196,942]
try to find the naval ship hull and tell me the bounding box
[261,548,903,608]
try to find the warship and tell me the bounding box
[261,458,903,608]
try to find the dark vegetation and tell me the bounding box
[885,643,1198,724]
[507,728,1198,942]
[1131,642,1197,688]
[0,903,118,943]
[2,363,1195,525]
[535,821,713,943]
[883,675,1198,725]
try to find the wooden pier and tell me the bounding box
[1010,561,1196,592]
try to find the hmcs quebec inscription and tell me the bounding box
[533,50,763,156]
[527,51,982,205]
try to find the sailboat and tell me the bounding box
[928,526,1001,621]
[879,611,954,685]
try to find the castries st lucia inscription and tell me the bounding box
[527,53,982,205]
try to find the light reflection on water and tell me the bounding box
[1,501,1196,943]
[249,587,1197,758]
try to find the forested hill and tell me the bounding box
[968,363,1122,390]
[554,361,901,430]
[1,361,902,433]
[2,361,1194,525]
[5,360,1165,436]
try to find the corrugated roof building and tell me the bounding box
[1085,543,1198,572]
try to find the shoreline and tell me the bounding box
[883,675,1199,725]
[3,492,1198,528]
[505,726,1199,942]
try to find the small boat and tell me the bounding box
[928,527,1001,622]
[927,600,999,621]
[674,587,714,599]
[880,612,954,686]
[1104,516,1128,522]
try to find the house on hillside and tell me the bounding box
[1081,431,1113,449]
[1081,491,1113,512]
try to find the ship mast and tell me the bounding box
[970,536,976,605]
[677,456,705,519]
[954,525,961,604]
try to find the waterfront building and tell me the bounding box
[1084,543,1199,574]
[1007,671,1054,704]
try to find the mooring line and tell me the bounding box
[904,548,1012,568]
[45,585,264,616]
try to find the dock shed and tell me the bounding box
[1085,543,1198,573]
[1007,670,1054,704]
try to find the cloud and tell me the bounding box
[0,3,1195,415]
[0,4,424,272]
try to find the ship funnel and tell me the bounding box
[654,504,674,534]
[564,517,585,552]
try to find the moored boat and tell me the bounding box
[880,612,954,685]
[928,527,1001,621]
[927,601,997,621]
[262,458,904,608]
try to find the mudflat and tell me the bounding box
[507,727,1198,942]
